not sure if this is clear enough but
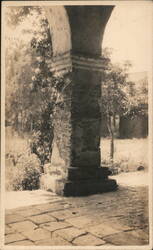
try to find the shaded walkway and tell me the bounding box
[5,172,149,246]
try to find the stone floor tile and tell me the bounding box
[5,214,25,224]
[130,229,149,241]
[111,222,133,232]
[28,214,56,224]
[4,186,149,246]
[8,240,35,245]
[17,208,41,217]
[42,221,71,232]
[5,209,16,215]
[9,220,37,232]
[103,243,115,246]
[87,223,121,238]
[5,225,16,235]
[103,230,149,245]
[69,207,90,216]
[53,227,87,242]
[72,233,106,246]
[49,209,80,220]
[5,233,26,244]
[66,215,96,229]
[35,203,65,213]
[23,228,51,241]
[35,235,72,246]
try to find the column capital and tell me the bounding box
[47,51,107,76]
[72,53,107,72]
[46,51,72,76]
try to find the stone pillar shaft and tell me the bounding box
[41,6,117,196]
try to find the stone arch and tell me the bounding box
[65,6,114,57]
[44,6,72,75]
[41,5,117,196]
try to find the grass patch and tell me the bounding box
[5,133,42,191]
[101,137,148,173]
[5,130,148,191]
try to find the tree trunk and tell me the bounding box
[106,113,114,167]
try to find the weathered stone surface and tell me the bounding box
[108,221,132,232]
[129,229,149,241]
[28,214,56,224]
[53,227,86,242]
[8,240,35,245]
[68,166,111,181]
[42,221,71,232]
[45,7,71,57]
[17,208,41,217]
[62,178,117,196]
[103,231,149,245]
[66,215,96,228]
[5,186,149,246]
[35,235,71,246]
[5,233,26,244]
[9,220,37,232]
[5,225,16,235]
[72,233,106,246]
[66,6,114,55]
[5,214,25,224]
[49,209,80,220]
[33,202,66,212]
[23,228,51,241]
[87,223,121,238]
[40,6,117,196]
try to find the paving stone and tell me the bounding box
[8,240,35,245]
[53,227,87,242]
[4,186,149,246]
[87,223,121,238]
[28,214,56,225]
[103,230,149,245]
[17,208,41,217]
[9,220,37,232]
[66,215,96,229]
[23,228,51,241]
[5,225,16,235]
[69,207,90,216]
[5,233,26,244]
[50,209,80,220]
[130,229,149,241]
[5,209,16,215]
[35,203,66,213]
[103,243,115,246]
[110,222,132,232]
[35,235,71,246]
[42,221,71,232]
[5,214,25,224]
[73,233,106,246]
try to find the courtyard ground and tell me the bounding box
[4,171,149,246]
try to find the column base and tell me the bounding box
[40,174,118,196]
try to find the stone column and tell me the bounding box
[41,6,117,196]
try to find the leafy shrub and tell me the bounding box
[6,153,42,191]
[101,138,148,175]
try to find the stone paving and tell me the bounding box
[5,185,149,246]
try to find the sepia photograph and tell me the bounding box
[1,1,153,249]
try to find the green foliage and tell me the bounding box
[6,153,41,191]
[126,76,148,118]
[101,48,148,162]
[101,49,131,118]
[5,7,69,167]
[5,6,41,27]
[101,48,148,119]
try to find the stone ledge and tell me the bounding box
[40,175,117,196]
